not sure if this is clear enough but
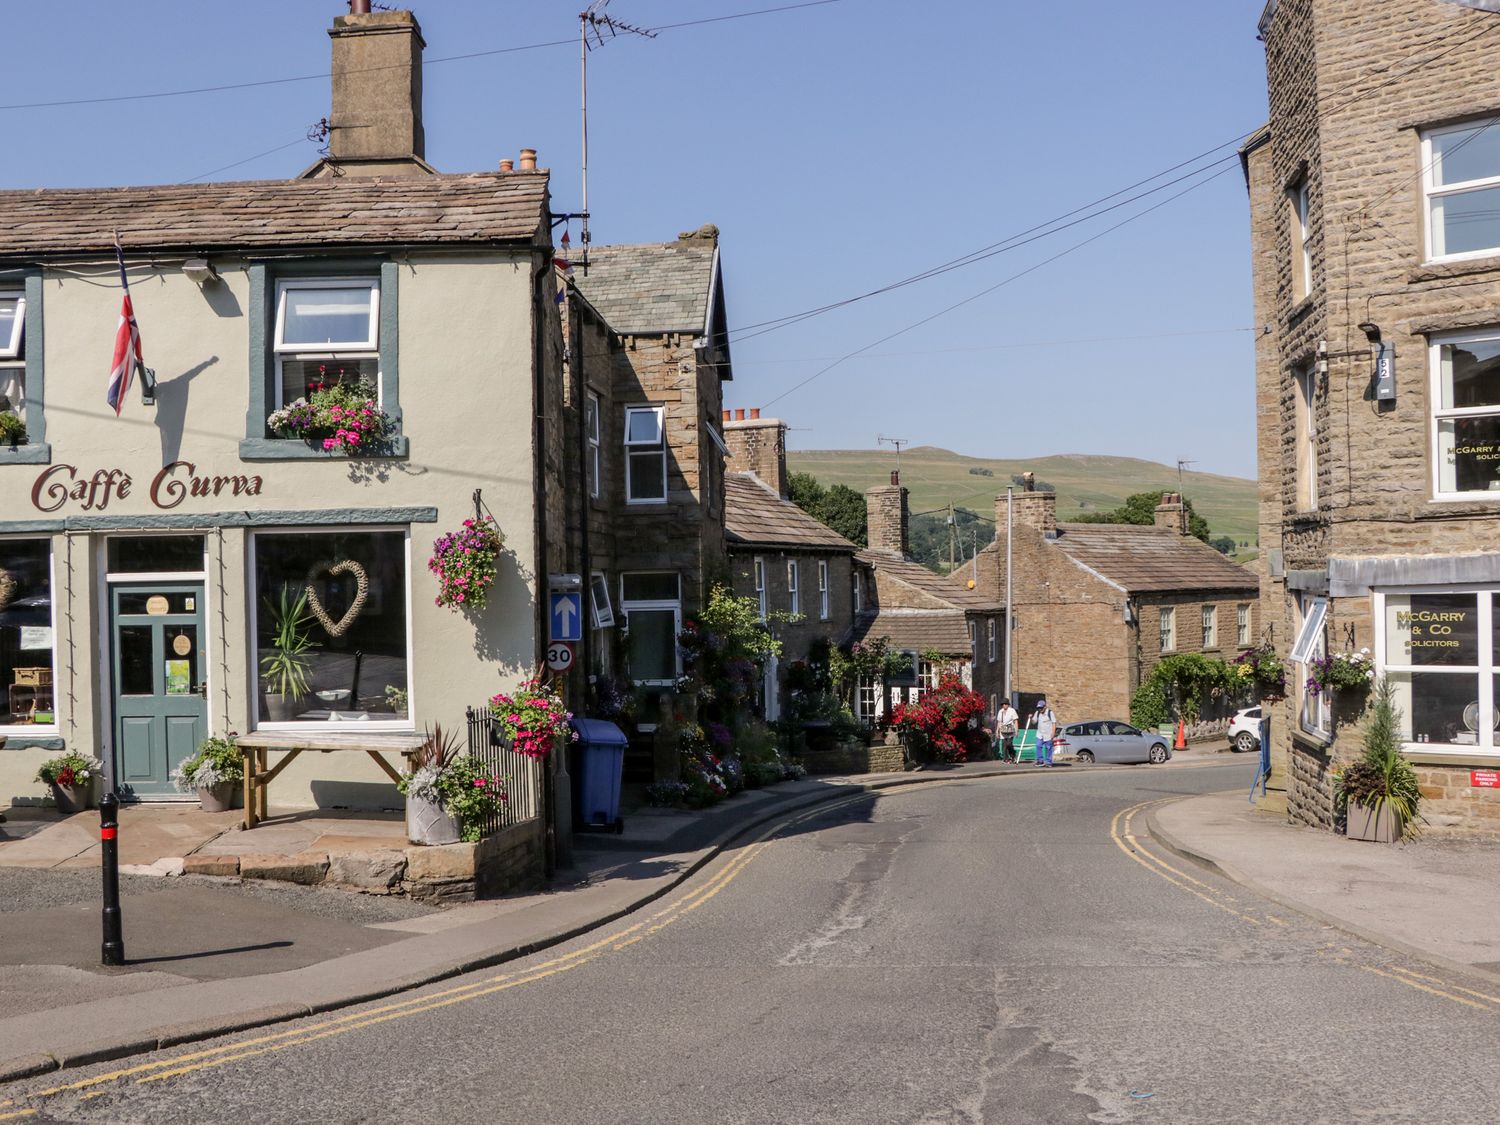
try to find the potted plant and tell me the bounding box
[1233,643,1286,702]
[398,724,507,845]
[171,734,243,812]
[261,585,319,721]
[35,752,104,813]
[428,516,503,612]
[1336,677,1422,843]
[266,377,395,455]
[489,678,575,759]
[0,409,25,448]
[1308,648,1375,699]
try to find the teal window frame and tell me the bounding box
[0,269,52,465]
[240,259,406,461]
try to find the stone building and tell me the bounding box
[1247,0,1500,833]
[962,488,1258,727]
[720,412,862,721]
[852,474,1005,724]
[0,9,569,809]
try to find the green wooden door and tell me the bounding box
[111,583,207,799]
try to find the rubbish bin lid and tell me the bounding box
[568,716,629,746]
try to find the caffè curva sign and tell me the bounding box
[31,461,265,513]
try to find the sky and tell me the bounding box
[0,1,1271,479]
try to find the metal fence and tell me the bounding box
[465,705,548,837]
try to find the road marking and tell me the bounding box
[1109,802,1263,925]
[0,1109,37,1121]
[1352,962,1492,1012]
[1386,965,1500,1008]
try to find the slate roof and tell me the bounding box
[1050,524,1257,593]
[725,474,857,552]
[857,549,1001,611]
[0,171,551,257]
[575,240,718,335]
[846,609,973,655]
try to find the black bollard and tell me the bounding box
[100,791,124,966]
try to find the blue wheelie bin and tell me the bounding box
[570,717,628,833]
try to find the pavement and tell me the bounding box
[1,740,1496,1085]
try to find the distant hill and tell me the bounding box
[786,448,1259,552]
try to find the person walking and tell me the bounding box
[1034,699,1059,767]
[993,699,1019,763]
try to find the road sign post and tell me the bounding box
[546,641,575,673]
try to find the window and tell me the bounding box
[1288,179,1312,301]
[0,289,25,437]
[0,539,57,732]
[853,570,863,615]
[251,529,411,727]
[1202,605,1217,649]
[787,560,800,617]
[1160,606,1176,653]
[856,677,879,726]
[913,659,939,703]
[1294,364,1318,510]
[967,620,977,661]
[753,558,767,620]
[1292,595,1329,737]
[273,279,380,409]
[1378,590,1500,751]
[624,406,667,503]
[584,392,601,499]
[589,571,614,628]
[1423,119,1500,262]
[1430,328,1500,497]
[987,618,998,663]
[620,572,680,685]
[1237,603,1251,647]
[818,560,830,620]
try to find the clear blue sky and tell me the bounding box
[0,1,1269,478]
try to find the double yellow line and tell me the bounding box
[1,789,883,1116]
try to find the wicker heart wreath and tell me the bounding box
[0,568,14,613]
[305,559,369,638]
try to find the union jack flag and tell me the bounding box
[105,243,143,416]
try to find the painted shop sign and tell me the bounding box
[31,462,265,513]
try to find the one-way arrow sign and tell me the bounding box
[550,591,582,642]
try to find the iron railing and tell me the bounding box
[465,704,547,837]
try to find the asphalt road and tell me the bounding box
[9,760,1500,1123]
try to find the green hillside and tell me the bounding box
[786,448,1259,550]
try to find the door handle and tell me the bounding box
[197,684,208,699]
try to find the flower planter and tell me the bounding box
[197,781,238,813]
[406,794,460,846]
[51,783,92,814]
[1346,801,1403,843]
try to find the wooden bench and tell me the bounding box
[235,731,428,830]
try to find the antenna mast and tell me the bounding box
[1176,458,1196,496]
[876,434,910,479]
[579,2,656,272]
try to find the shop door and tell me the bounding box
[111,583,207,799]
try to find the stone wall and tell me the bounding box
[800,738,904,775]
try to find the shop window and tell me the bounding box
[1423,118,1500,262]
[251,529,411,727]
[585,392,601,499]
[1380,590,1495,750]
[1431,328,1500,498]
[620,572,680,685]
[0,539,57,732]
[624,406,667,504]
[106,535,206,575]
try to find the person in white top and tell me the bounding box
[993,700,1019,763]
[1034,699,1058,767]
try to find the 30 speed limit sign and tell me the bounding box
[545,641,575,672]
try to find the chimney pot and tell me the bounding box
[498,158,514,172]
[519,148,538,171]
[349,0,371,12]
[734,408,746,421]
[722,408,731,422]
[749,407,761,420]
[890,471,900,486]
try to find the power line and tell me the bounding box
[180,136,310,185]
[760,163,1239,410]
[0,1,844,114]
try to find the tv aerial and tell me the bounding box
[877,434,910,478]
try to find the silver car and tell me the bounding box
[1059,720,1172,765]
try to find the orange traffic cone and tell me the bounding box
[1174,719,1187,750]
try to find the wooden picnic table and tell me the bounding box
[235,731,427,830]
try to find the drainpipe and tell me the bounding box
[531,253,563,875]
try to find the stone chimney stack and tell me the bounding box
[319,8,429,177]
[866,471,909,556]
[724,414,788,498]
[1005,477,1057,537]
[1154,492,1189,535]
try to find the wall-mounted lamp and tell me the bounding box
[1358,321,1382,343]
[138,365,157,407]
[182,258,219,287]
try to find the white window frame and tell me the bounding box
[1374,585,1500,756]
[967,620,977,661]
[1290,596,1327,664]
[1202,604,1217,650]
[1429,326,1500,501]
[0,536,59,736]
[620,571,681,686]
[589,570,614,629]
[272,279,381,411]
[1160,606,1176,653]
[584,392,601,500]
[623,405,668,505]
[1288,180,1311,302]
[0,291,24,359]
[853,570,863,615]
[855,676,879,726]
[248,525,414,733]
[1294,364,1319,511]
[1293,594,1330,737]
[987,618,998,663]
[787,559,800,617]
[1422,118,1500,264]
[818,560,830,620]
[753,557,767,620]
[1237,603,1251,648]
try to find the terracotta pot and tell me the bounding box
[406,795,459,846]
[51,783,91,814]
[197,781,238,813]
